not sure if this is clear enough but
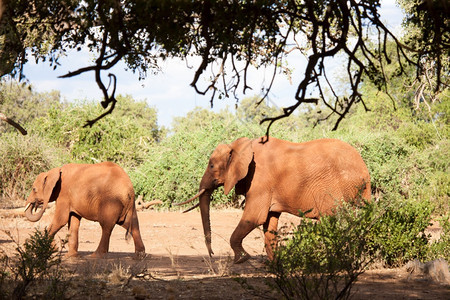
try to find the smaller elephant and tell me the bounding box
[24,162,145,258]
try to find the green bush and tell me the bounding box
[1,79,447,220]
[268,200,376,300]
[397,121,438,149]
[268,197,435,299]
[332,129,448,215]
[129,104,305,208]
[10,229,65,299]
[356,133,413,200]
[31,95,163,167]
[411,140,449,213]
[130,108,242,207]
[129,100,316,208]
[0,133,68,207]
[427,216,450,262]
[367,199,433,266]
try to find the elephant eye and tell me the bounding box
[210,164,214,169]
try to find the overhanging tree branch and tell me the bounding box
[58,30,123,127]
[0,0,447,133]
[0,112,27,135]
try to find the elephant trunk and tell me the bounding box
[199,191,214,257]
[24,202,46,222]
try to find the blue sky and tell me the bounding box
[22,0,404,128]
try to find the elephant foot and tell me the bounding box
[65,251,79,259]
[88,251,107,259]
[234,251,251,264]
[134,251,147,260]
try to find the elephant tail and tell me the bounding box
[123,196,136,242]
[125,226,132,242]
[124,208,135,242]
[124,214,133,242]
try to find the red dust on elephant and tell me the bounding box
[24,162,145,259]
[180,137,371,263]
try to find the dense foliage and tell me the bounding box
[0,52,448,272]
[0,77,448,214]
[130,98,309,208]
[267,197,439,299]
[0,81,163,203]
[0,133,67,207]
[31,95,163,166]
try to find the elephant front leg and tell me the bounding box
[230,219,258,264]
[44,211,70,259]
[47,206,70,237]
[67,213,81,258]
[263,211,281,261]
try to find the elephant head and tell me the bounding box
[24,168,61,222]
[180,137,253,256]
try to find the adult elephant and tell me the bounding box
[24,162,145,258]
[179,137,371,264]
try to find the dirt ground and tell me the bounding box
[1,207,449,299]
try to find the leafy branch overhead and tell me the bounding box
[0,0,448,131]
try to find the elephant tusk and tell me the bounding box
[176,189,206,206]
[182,202,200,213]
[24,203,31,212]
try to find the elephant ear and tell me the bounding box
[224,137,253,195]
[42,167,61,205]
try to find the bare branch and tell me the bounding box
[83,73,117,128]
[0,112,27,135]
[57,53,121,79]
[59,30,122,127]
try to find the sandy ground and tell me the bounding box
[0,208,449,299]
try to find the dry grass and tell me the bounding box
[405,259,450,285]
[203,254,234,276]
[108,262,131,284]
[166,247,182,278]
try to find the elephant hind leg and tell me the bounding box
[263,211,281,261]
[120,207,145,258]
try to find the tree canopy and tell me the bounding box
[0,0,448,132]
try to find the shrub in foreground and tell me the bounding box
[268,200,376,300]
[367,199,433,266]
[267,198,434,299]
[0,229,66,299]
